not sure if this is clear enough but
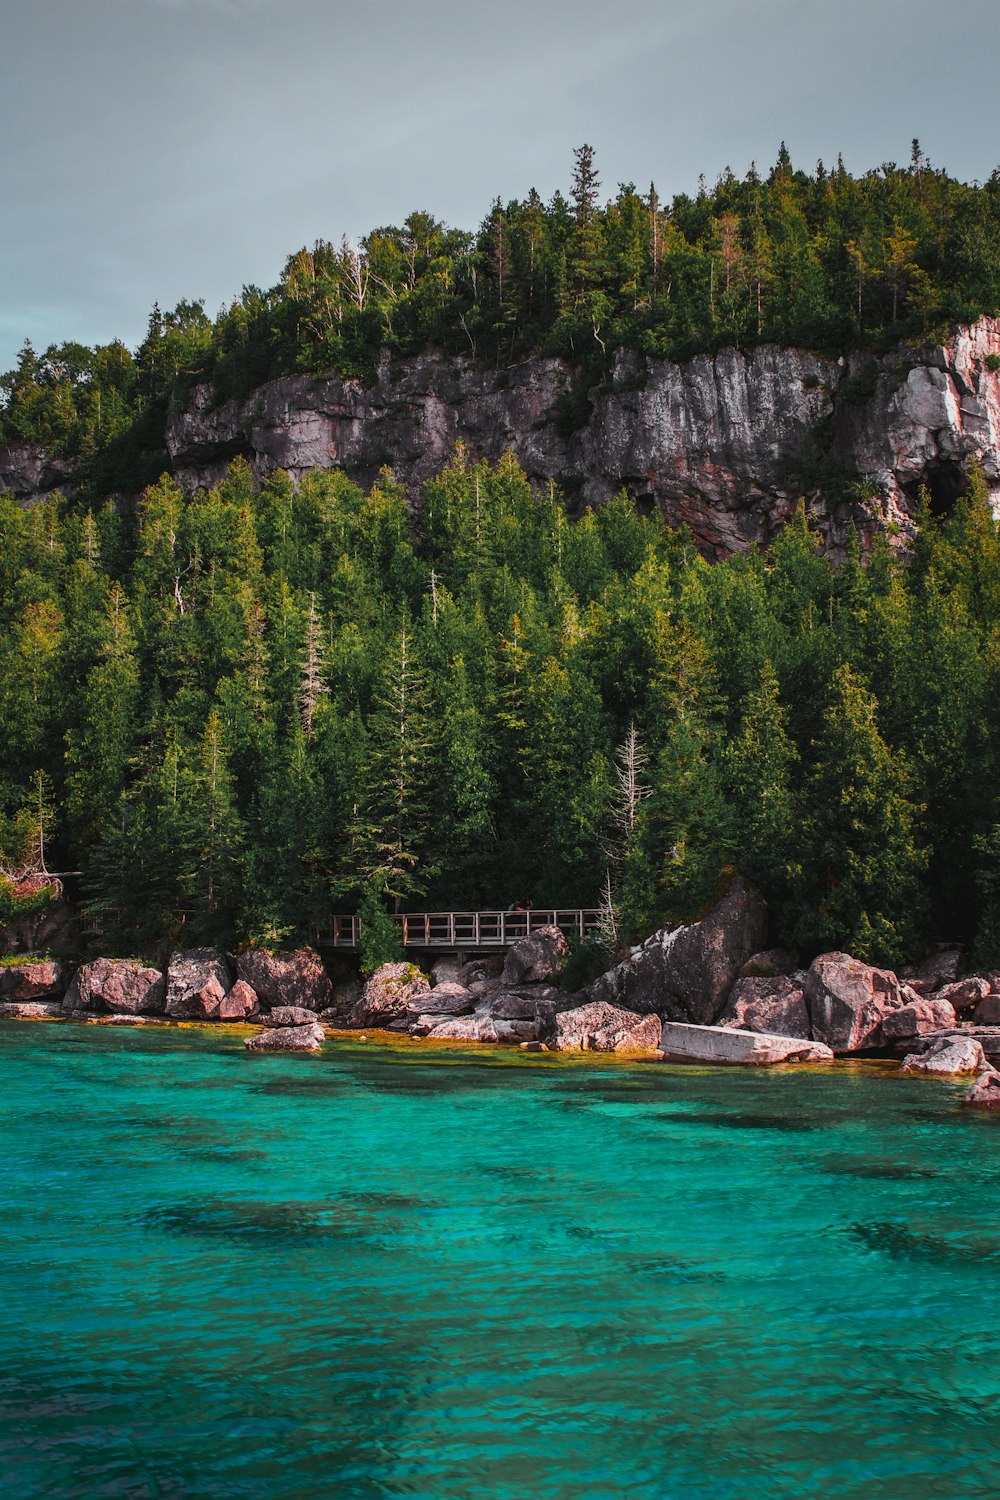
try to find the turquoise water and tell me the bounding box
[1,1023,998,1499]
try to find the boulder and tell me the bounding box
[659,1022,833,1066]
[502,925,568,986]
[458,954,504,987]
[585,877,768,1025]
[64,957,166,1016]
[901,1036,987,1074]
[972,994,1000,1026]
[0,895,78,958]
[235,947,333,1012]
[348,962,429,1027]
[486,987,560,1026]
[902,950,961,991]
[244,1023,325,1052]
[431,956,464,986]
[881,997,959,1040]
[963,1068,1000,1110]
[0,1001,62,1019]
[422,1013,499,1043]
[739,949,797,978]
[900,1025,1000,1068]
[937,977,991,1016]
[405,982,474,1017]
[552,1001,662,1053]
[0,960,65,1003]
[804,952,906,1053]
[165,949,231,1019]
[716,976,811,1038]
[218,978,260,1021]
[264,1005,319,1027]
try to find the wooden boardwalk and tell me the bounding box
[320,909,602,951]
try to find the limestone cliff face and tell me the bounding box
[5,319,1000,556]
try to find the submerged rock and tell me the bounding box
[553,1001,662,1053]
[963,1067,1000,1109]
[586,877,767,1025]
[659,1022,833,1066]
[804,952,905,1053]
[244,1023,325,1052]
[64,957,166,1016]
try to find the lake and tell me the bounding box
[1,1021,998,1498]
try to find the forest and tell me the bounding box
[4,143,1000,498]
[2,447,1000,973]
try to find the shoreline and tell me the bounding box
[0,1008,917,1076]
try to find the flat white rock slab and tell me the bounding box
[658,1022,833,1066]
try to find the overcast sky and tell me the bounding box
[3,0,999,372]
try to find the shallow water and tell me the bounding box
[1,1022,998,1499]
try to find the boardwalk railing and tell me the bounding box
[322,910,602,950]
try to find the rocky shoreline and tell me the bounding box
[3,879,1000,1111]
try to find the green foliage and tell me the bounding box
[1,445,999,967]
[6,147,1000,499]
[560,935,612,992]
[357,882,405,976]
[0,876,55,931]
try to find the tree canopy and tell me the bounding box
[4,143,1000,498]
[2,448,1000,970]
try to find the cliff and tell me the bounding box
[5,319,1000,556]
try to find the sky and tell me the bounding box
[3,0,1000,373]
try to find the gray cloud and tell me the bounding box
[3,0,999,369]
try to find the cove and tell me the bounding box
[1,1021,999,1499]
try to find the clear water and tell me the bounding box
[1,1021,998,1500]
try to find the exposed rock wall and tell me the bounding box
[5,319,1000,557]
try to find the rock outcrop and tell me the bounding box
[0,960,65,1003]
[804,952,906,1053]
[586,877,767,1025]
[972,994,1000,1026]
[0,895,78,957]
[716,976,811,1038]
[501,925,568,986]
[218,978,260,1021]
[64,957,166,1016]
[348,962,429,1027]
[552,1001,662,1053]
[7,322,1000,558]
[900,1036,987,1075]
[236,948,333,1013]
[265,1005,320,1027]
[881,997,959,1040]
[244,1023,325,1052]
[165,948,232,1020]
[658,1022,833,1066]
[0,1001,63,1019]
[936,978,991,1016]
[963,1067,1000,1109]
